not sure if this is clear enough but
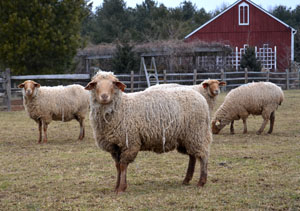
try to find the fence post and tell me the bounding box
[163,69,167,84]
[193,69,197,85]
[130,71,134,93]
[4,68,11,111]
[286,69,289,90]
[244,68,248,84]
[266,70,270,82]
[220,69,226,91]
[298,69,300,89]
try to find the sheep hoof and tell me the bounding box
[256,131,262,135]
[197,177,207,187]
[115,190,124,195]
[197,181,206,187]
[230,131,235,135]
[243,131,247,134]
[182,180,190,185]
[115,187,127,194]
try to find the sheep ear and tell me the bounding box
[114,81,126,92]
[85,81,97,90]
[216,120,221,126]
[33,82,40,88]
[18,83,25,88]
[202,82,209,89]
[219,81,226,86]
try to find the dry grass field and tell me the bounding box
[0,90,300,210]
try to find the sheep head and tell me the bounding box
[18,80,40,98]
[211,119,226,134]
[85,71,126,105]
[202,80,226,97]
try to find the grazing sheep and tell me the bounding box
[211,82,284,135]
[18,80,90,143]
[147,79,226,115]
[85,71,213,194]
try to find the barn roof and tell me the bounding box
[185,0,297,40]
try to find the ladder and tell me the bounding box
[140,57,159,87]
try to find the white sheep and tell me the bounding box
[147,79,226,115]
[211,82,284,135]
[18,80,90,143]
[85,71,213,194]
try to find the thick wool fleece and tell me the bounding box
[89,74,212,165]
[23,85,90,124]
[147,79,220,114]
[213,82,284,127]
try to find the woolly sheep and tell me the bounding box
[146,79,226,115]
[85,71,213,194]
[211,82,284,135]
[18,80,90,143]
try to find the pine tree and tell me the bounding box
[240,47,262,71]
[112,41,139,74]
[0,0,89,74]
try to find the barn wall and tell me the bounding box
[186,0,292,70]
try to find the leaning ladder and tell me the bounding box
[140,57,159,87]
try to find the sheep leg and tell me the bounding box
[197,156,208,187]
[42,121,48,143]
[116,163,128,194]
[230,121,235,134]
[242,118,247,134]
[268,112,275,134]
[78,118,85,140]
[114,162,121,192]
[256,112,269,135]
[38,120,42,143]
[115,148,139,194]
[182,155,196,185]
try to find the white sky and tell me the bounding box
[91,0,299,12]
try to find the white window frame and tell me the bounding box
[239,2,249,25]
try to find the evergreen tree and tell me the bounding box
[0,0,89,75]
[240,47,262,71]
[180,1,196,21]
[112,41,139,73]
[92,0,130,43]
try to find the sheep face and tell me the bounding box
[18,80,40,97]
[202,80,226,97]
[85,77,126,105]
[211,119,226,134]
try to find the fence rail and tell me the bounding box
[1,68,300,111]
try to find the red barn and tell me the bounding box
[185,0,297,71]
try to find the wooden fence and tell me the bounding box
[1,68,300,111]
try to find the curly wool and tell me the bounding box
[146,79,219,114]
[89,73,213,164]
[212,82,284,128]
[23,84,90,124]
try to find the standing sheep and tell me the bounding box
[85,71,213,193]
[147,79,226,115]
[18,80,90,143]
[211,82,284,135]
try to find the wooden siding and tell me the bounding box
[186,0,293,70]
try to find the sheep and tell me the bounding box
[146,79,226,115]
[85,71,213,194]
[18,80,90,143]
[211,82,284,135]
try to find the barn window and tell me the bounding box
[239,2,249,25]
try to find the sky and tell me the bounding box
[91,0,299,12]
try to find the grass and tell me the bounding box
[0,90,300,210]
